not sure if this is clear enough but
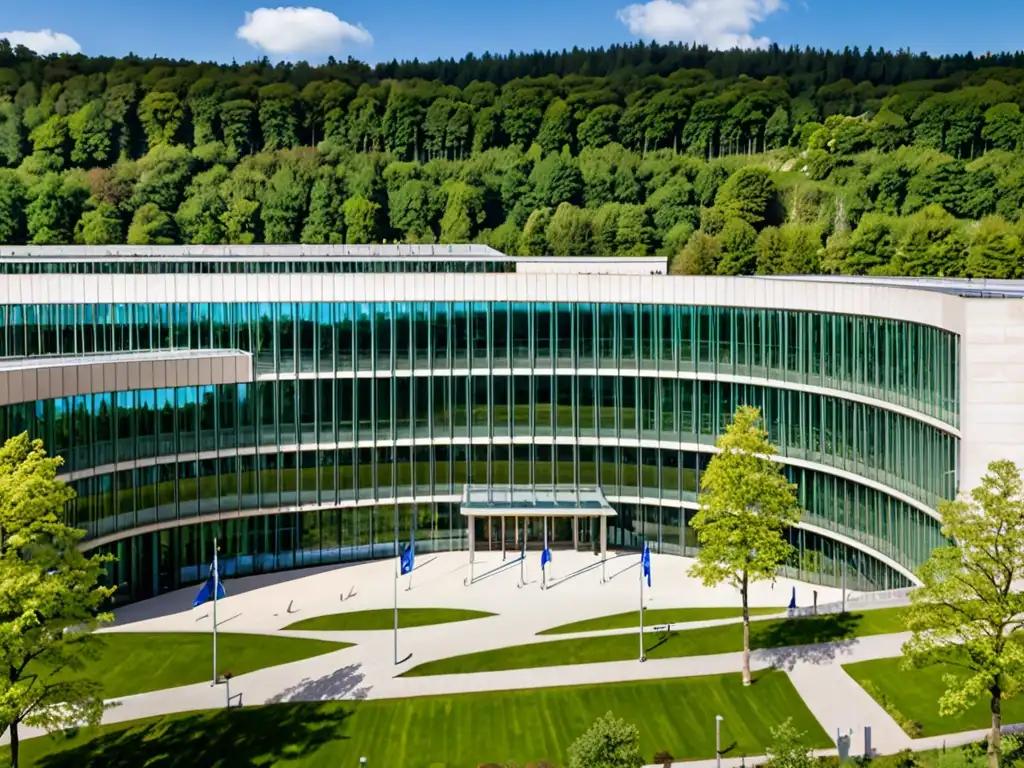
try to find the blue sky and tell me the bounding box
[3,0,1023,65]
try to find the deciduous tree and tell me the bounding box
[903,459,1024,768]
[689,405,800,685]
[0,433,116,768]
[567,711,643,768]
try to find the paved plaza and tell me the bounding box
[0,550,994,764]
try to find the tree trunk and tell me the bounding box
[742,570,751,686]
[989,682,1002,768]
[10,720,18,768]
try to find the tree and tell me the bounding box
[127,202,177,245]
[77,203,124,244]
[755,225,786,274]
[0,170,26,243]
[715,166,777,228]
[689,405,800,686]
[566,711,643,768]
[717,218,757,275]
[519,206,552,256]
[765,107,790,150]
[341,194,380,243]
[0,433,116,768]
[547,202,593,256]
[902,460,1024,768]
[982,103,1022,151]
[764,718,816,768]
[538,98,574,155]
[967,216,1021,279]
[671,231,720,275]
[301,169,345,244]
[68,100,114,167]
[578,104,620,149]
[138,91,184,148]
[258,84,300,151]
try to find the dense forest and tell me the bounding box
[2,38,1024,276]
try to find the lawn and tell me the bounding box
[405,606,908,677]
[538,606,783,635]
[845,657,1024,737]
[6,670,829,768]
[283,607,496,631]
[60,633,351,699]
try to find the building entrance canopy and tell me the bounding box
[459,485,616,518]
[460,485,613,587]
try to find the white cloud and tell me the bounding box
[0,29,82,55]
[616,0,785,50]
[237,6,372,57]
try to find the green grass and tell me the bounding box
[283,607,496,631]
[5,670,829,768]
[60,633,351,699]
[845,657,1024,737]
[538,606,783,635]
[405,606,908,677]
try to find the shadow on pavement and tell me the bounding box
[752,612,862,669]
[265,662,372,703]
[110,562,368,628]
[32,701,355,768]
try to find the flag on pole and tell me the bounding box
[541,547,552,569]
[641,542,652,587]
[400,543,415,576]
[193,551,226,607]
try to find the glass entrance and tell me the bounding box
[474,515,596,552]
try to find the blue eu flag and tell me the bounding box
[541,547,552,569]
[400,543,415,576]
[193,550,226,608]
[641,542,652,588]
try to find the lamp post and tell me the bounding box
[716,714,724,768]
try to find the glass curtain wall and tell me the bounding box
[0,300,959,603]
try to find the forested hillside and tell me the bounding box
[1,38,1024,276]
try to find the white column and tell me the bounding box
[600,517,608,582]
[467,514,475,584]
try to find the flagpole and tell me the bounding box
[394,503,399,666]
[212,538,218,686]
[634,544,643,663]
[542,516,548,590]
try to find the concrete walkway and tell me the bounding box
[0,553,992,764]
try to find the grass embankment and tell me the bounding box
[405,606,908,677]
[284,607,495,631]
[845,657,1024,737]
[539,606,783,635]
[56,633,351,699]
[5,670,828,768]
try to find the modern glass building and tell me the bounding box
[1,245,1008,605]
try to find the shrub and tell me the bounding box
[652,750,675,766]
[567,711,644,768]
[858,680,923,738]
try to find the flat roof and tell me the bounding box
[0,244,506,260]
[460,485,616,518]
[764,275,1024,299]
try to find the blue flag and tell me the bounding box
[400,543,415,576]
[788,586,797,610]
[541,547,552,569]
[641,542,652,587]
[193,551,226,608]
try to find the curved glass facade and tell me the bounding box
[0,292,960,605]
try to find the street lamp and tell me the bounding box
[716,715,724,768]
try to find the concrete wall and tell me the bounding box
[960,299,1024,489]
